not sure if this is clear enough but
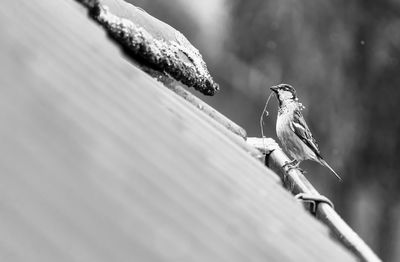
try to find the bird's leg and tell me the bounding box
[282,159,297,169]
[282,159,305,173]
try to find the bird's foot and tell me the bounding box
[282,159,298,169]
[282,160,305,173]
[295,193,334,215]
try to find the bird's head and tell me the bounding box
[270,84,297,104]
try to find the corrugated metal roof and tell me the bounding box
[0,0,356,261]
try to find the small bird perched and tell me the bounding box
[270,84,342,181]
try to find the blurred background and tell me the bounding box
[130,0,400,261]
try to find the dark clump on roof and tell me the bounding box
[79,0,219,96]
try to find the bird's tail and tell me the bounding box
[319,159,342,181]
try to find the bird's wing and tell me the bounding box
[290,108,322,158]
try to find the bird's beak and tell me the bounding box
[270,85,278,92]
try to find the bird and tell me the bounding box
[270,84,342,181]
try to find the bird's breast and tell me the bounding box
[276,112,292,146]
[276,110,315,161]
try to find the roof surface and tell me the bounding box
[0,0,356,261]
